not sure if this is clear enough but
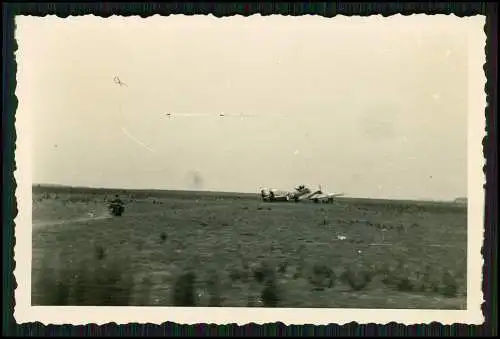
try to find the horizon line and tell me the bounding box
[32,182,467,204]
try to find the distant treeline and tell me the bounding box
[32,184,259,200]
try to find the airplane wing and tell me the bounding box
[309,193,344,200]
[296,194,312,201]
[327,193,345,197]
[307,193,323,200]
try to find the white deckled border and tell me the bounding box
[13,13,486,325]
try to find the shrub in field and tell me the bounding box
[439,271,459,298]
[33,253,134,306]
[32,264,71,305]
[308,263,336,291]
[205,271,223,307]
[341,266,373,291]
[261,275,280,307]
[171,271,197,306]
[95,245,106,261]
[277,261,288,274]
[288,265,302,280]
[380,262,458,297]
[395,276,414,292]
[252,261,276,284]
[136,275,154,305]
[228,265,248,282]
[380,263,416,293]
[88,261,135,305]
[413,265,441,293]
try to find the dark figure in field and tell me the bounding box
[269,191,276,202]
[108,195,125,216]
[111,195,123,205]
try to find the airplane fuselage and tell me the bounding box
[260,186,343,203]
[261,187,312,202]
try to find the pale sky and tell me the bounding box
[15,15,483,200]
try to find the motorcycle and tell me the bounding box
[108,201,125,217]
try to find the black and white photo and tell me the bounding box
[14,14,486,325]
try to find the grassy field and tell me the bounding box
[31,186,467,309]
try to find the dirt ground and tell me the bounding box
[31,188,467,309]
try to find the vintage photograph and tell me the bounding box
[14,14,485,325]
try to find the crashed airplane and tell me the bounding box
[260,185,311,202]
[260,185,344,204]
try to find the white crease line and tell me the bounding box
[121,127,155,153]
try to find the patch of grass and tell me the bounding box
[32,190,467,309]
[33,252,134,306]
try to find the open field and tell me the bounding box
[31,186,467,309]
